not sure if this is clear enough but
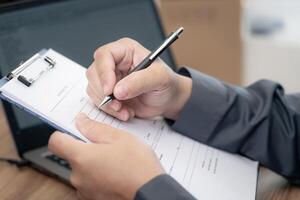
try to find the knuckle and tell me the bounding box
[85,68,92,79]
[70,174,81,188]
[94,47,102,60]
[86,88,97,104]
[86,86,93,97]
[158,66,171,85]
[118,37,134,44]
[162,72,171,86]
[93,46,105,59]
[81,119,98,135]
[99,73,108,83]
[117,37,150,54]
[93,48,100,59]
[101,106,115,117]
[70,153,83,166]
[76,191,83,200]
[95,41,120,60]
[121,57,133,69]
[118,37,142,49]
[48,132,60,151]
[47,136,55,151]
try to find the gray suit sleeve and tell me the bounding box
[135,66,300,200]
[134,174,196,200]
[169,67,300,183]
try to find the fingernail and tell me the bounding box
[121,111,129,121]
[129,109,135,118]
[110,101,121,112]
[76,113,88,122]
[103,84,109,95]
[115,84,127,99]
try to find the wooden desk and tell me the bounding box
[0,104,76,200]
[0,104,300,200]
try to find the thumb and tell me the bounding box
[75,113,117,143]
[48,131,84,160]
[113,65,167,100]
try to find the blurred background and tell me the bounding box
[1,0,299,92]
[157,0,300,93]
[0,1,298,199]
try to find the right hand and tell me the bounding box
[86,38,192,121]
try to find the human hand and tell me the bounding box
[86,38,192,121]
[48,113,164,200]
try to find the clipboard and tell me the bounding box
[0,49,258,199]
[0,49,88,142]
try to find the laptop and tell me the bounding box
[0,0,176,182]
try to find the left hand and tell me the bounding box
[48,113,165,200]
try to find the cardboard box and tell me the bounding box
[158,0,241,84]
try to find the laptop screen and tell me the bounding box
[0,0,175,154]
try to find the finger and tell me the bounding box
[93,52,116,95]
[95,97,125,119]
[87,84,121,112]
[107,99,122,112]
[86,63,103,96]
[114,63,169,100]
[91,92,130,121]
[48,131,85,160]
[122,101,135,120]
[93,38,148,95]
[86,81,123,113]
[128,107,135,120]
[101,104,132,121]
[86,64,124,113]
[86,83,120,112]
[76,191,93,200]
[86,84,101,106]
[93,43,125,95]
[76,191,85,200]
[75,113,118,143]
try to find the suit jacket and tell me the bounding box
[135,67,300,200]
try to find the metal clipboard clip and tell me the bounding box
[6,50,56,87]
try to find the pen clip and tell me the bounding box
[149,27,184,60]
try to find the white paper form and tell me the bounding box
[0,49,258,199]
[118,119,258,200]
[51,88,258,199]
[0,49,90,141]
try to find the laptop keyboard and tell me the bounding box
[45,154,71,170]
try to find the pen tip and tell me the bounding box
[98,96,112,108]
[176,27,184,36]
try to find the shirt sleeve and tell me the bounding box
[167,67,300,183]
[134,174,196,200]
